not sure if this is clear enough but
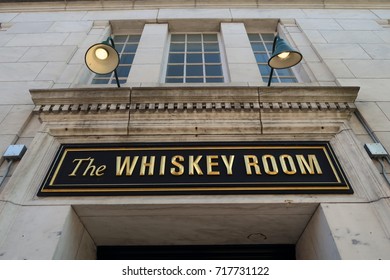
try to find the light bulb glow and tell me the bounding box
[277,52,290,59]
[95,48,109,60]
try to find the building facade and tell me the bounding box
[0,0,390,259]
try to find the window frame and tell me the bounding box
[163,32,228,84]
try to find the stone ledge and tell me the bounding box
[30,86,359,136]
[30,87,131,106]
[31,86,359,113]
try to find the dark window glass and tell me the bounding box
[248,34,260,41]
[128,35,141,42]
[167,65,184,76]
[166,33,224,83]
[277,68,294,76]
[115,44,125,52]
[114,36,127,43]
[251,43,265,52]
[124,44,138,53]
[170,43,185,52]
[186,78,204,83]
[187,43,202,52]
[265,43,273,52]
[262,34,274,41]
[255,53,269,63]
[171,34,185,42]
[204,43,219,52]
[204,53,221,63]
[120,54,134,64]
[168,54,185,63]
[187,34,202,42]
[166,78,184,83]
[186,65,203,76]
[206,65,222,76]
[259,65,271,76]
[117,66,130,77]
[203,34,218,42]
[206,78,224,83]
[187,54,203,63]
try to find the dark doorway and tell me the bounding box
[97,244,295,260]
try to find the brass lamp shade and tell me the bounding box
[268,36,302,69]
[85,43,120,75]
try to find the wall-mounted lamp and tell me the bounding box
[267,35,303,86]
[85,37,121,87]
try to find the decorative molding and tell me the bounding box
[33,101,356,114]
[30,86,359,137]
[31,86,358,114]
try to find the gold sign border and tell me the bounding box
[38,143,352,195]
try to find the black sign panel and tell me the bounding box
[38,142,352,196]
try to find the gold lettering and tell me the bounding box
[221,155,235,175]
[244,155,261,175]
[95,165,106,176]
[159,156,166,176]
[296,154,323,175]
[189,155,203,175]
[171,155,184,176]
[140,156,155,176]
[69,158,90,176]
[207,155,220,175]
[82,158,98,176]
[279,154,296,175]
[262,155,278,175]
[68,157,106,177]
[116,156,139,176]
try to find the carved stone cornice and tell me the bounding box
[32,99,356,114]
[30,86,359,137]
[31,86,357,113]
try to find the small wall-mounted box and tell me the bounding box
[364,143,388,158]
[3,144,27,160]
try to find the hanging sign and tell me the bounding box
[38,142,352,196]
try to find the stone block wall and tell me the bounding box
[0,4,390,259]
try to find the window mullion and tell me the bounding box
[202,34,206,83]
[184,34,188,83]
